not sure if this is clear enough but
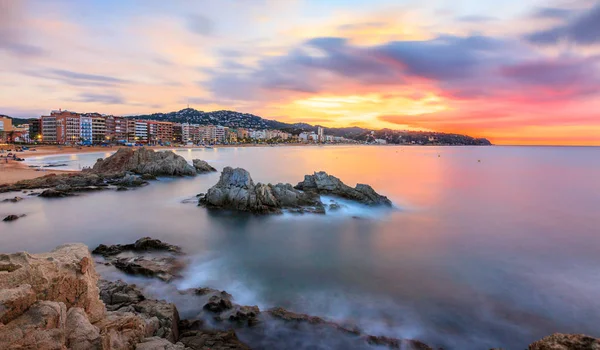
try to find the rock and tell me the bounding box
[0,172,106,194]
[94,311,147,350]
[65,307,101,350]
[0,284,36,324]
[99,280,146,312]
[39,188,75,198]
[267,307,360,335]
[141,173,157,181]
[221,305,260,327]
[529,333,600,350]
[199,167,322,214]
[364,335,433,350]
[136,337,188,350]
[93,237,182,257]
[295,171,392,206]
[178,330,251,350]
[0,301,67,350]
[203,295,233,313]
[0,243,106,323]
[113,256,184,282]
[112,174,148,188]
[1,196,23,203]
[91,148,196,177]
[192,159,217,173]
[3,214,23,222]
[100,280,180,343]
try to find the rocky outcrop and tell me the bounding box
[192,159,217,173]
[136,337,188,350]
[0,244,148,350]
[529,333,600,350]
[91,148,196,177]
[199,167,324,214]
[99,280,180,343]
[295,171,392,206]
[93,238,185,282]
[198,167,392,214]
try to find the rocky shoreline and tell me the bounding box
[1,239,597,349]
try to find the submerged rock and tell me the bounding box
[295,171,392,206]
[192,159,217,173]
[179,330,250,350]
[91,148,196,177]
[1,196,23,203]
[3,214,25,222]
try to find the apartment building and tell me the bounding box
[0,116,13,132]
[80,116,93,144]
[29,119,41,141]
[105,116,128,142]
[88,114,106,143]
[236,128,249,140]
[127,119,137,143]
[134,120,148,142]
[147,120,173,144]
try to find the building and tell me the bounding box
[105,116,128,142]
[317,126,324,142]
[89,115,106,144]
[41,115,57,143]
[134,120,148,143]
[0,116,13,133]
[236,128,250,140]
[29,119,41,142]
[127,119,137,143]
[80,116,93,144]
[172,123,183,144]
[40,110,81,144]
[147,121,173,144]
[299,131,318,143]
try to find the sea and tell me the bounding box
[2,145,600,349]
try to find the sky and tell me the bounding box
[1,0,600,145]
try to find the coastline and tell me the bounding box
[0,143,332,185]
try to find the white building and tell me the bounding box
[317,126,324,142]
[135,120,148,142]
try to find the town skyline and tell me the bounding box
[2,1,600,145]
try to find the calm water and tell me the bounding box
[2,145,600,349]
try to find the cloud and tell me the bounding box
[187,14,215,36]
[457,15,496,23]
[77,92,125,105]
[26,69,130,87]
[526,3,600,45]
[0,0,45,57]
[532,7,574,20]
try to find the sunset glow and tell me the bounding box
[2,0,600,145]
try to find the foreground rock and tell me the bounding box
[99,280,181,343]
[295,171,392,206]
[93,237,185,282]
[199,167,391,214]
[179,330,250,350]
[1,196,23,203]
[198,167,325,214]
[0,244,147,349]
[92,148,196,177]
[192,159,217,173]
[529,333,600,349]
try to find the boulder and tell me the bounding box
[529,333,600,350]
[178,330,251,350]
[39,188,75,198]
[364,335,432,350]
[91,148,196,177]
[295,171,392,206]
[65,307,101,350]
[94,311,147,350]
[0,284,37,324]
[203,295,233,313]
[99,280,180,343]
[0,301,67,350]
[0,243,106,323]
[192,159,217,173]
